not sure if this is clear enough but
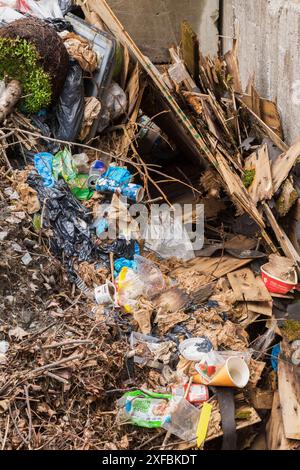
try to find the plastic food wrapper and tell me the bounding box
[0,6,23,22]
[142,210,195,261]
[53,60,84,142]
[103,166,132,185]
[117,390,172,429]
[98,82,127,133]
[116,255,165,312]
[130,332,176,369]
[0,340,9,365]
[179,337,214,361]
[25,0,63,18]
[162,397,200,442]
[171,384,209,405]
[34,152,55,188]
[53,148,93,201]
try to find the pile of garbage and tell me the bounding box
[0,0,300,451]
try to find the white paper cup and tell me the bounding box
[209,357,250,388]
[94,281,116,306]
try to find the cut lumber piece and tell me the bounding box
[263,202,300,265]
[260,98,283,140]
[227,268,272,302]
[249,388,274,410]
[278,341,300,440]
[267,391,300,450]
[244,144,273,205]
[246,301,273,317]
[173,256,252,283]
[271,138,300,193]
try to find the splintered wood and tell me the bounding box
[278,342,300,440]
[245,144,273,205]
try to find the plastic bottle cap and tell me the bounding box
[92,160,106,170]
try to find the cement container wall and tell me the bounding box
[107,0,219,62]
[222,0,300,145]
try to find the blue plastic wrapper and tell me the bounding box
[114,257,137,277]
[103,166,132,185]
[34,152,55,188]
[271,344,281,372]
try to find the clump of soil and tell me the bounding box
[0,17,69,102]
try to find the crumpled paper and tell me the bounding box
[16,182,40,214]
[61,31,98,73]
[79,96,101,141]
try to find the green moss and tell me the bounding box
[243,169,256,189]
[0,37,52,113]
[281,320,300,342]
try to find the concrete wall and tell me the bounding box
[107,0,219,62]
[222,0,300,145]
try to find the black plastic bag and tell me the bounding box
[27,174,109,275]
[44,17,73,32]
[52,59,84,142]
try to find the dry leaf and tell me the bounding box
[8,326,28,341]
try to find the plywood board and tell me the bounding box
[227,268,272,302]
[278,341,300,440]
[246,301,273,317]
[173,256,252,283]
[266,392,300,450]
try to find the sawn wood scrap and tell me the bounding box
[267,392,300,450]
[227,268,272,302]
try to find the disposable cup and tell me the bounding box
[95,281,116,305]
[208,357,250,388]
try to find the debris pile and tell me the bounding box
[0,0,300,451]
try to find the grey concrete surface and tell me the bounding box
[222,0,300,145]
[107,0,219,62]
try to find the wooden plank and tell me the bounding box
[278,341,300,440]
[246,301,273,317]
[263,202,300,265]
[266,391,300,450]
[245,144,273,205]
[173,256,252,281]
[227,268,272,302]
[181,20,199,80]
[271,138,300,193]
[250,388,274,410]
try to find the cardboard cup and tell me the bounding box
[208,357,250,388]
[95,281,116,306]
